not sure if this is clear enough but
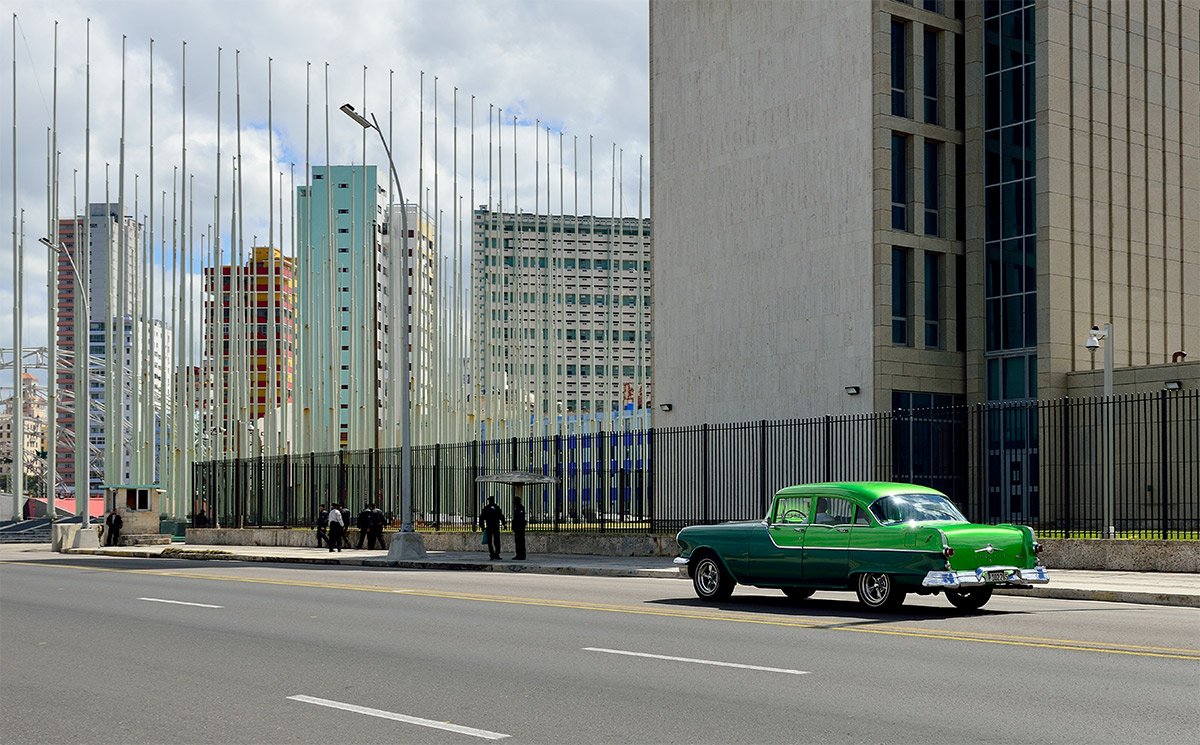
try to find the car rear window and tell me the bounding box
[869,493,967,525]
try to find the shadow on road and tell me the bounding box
[646,594,1021,624]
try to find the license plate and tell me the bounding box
[985,570,1008,583]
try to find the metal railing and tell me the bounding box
[193,390,1200,539]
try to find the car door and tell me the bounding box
[747,494,809,584]
[801,494,853,585]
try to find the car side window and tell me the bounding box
[773,496,808,524]
[811,497,856,525]
[853,506,870,526]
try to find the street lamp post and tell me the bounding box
[340,103,426,559]
[1086,323,1115,538]
[41,236,100,547]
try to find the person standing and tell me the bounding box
[511,496,527,560]
[315,504,329,549]
[356,505,371,549]
[327,504,344,553]
[104,508,123,547]
[478,496,506,560]
[368,504,386,550]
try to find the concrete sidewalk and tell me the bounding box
[40,542,1200,608]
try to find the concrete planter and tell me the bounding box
[1041,538,1200,573]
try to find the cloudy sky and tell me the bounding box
[1,0,650,387]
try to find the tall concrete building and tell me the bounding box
[651,1,1197,409]
[651,0,1198,510]
[54,204,168,496]
[296,166,437,449]
[471,209,652,430]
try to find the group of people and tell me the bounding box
[315,503,387,552]
[479,495,527,561]
[311,495,529,560]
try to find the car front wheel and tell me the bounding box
[692,555,734,601]
[945,587,993,611]
[855,572,906,610]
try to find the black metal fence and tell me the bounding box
[193,390,1200,539]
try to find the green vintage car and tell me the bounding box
[675,481,1049,611]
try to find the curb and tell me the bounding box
[59,547,1197,606]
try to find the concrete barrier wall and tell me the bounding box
[185,529,1200,572]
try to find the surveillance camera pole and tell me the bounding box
[1101,322,1114,539]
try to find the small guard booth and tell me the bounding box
[103,484,169,542]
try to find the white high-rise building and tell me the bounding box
[471,209,652,433]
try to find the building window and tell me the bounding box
[924,140,940,236]
[924,251,941,348]
[891,20,908,117]
[891,133,909,230]
[892,247,910,345]
[923,29,939,124]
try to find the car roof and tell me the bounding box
[773,482,946,504]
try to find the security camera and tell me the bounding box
[1085,334,1100,351]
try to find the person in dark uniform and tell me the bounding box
[478,496,506,560]
[315,504,329,548]
[356,505,371,549]
[327,504,344,552]
[368,505,386,550]
[511,496,527,560]
[104,509,123,546]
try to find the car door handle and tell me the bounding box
[793,527,805,532]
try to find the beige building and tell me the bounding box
[651,0,1198,417]
[0,373,47,492]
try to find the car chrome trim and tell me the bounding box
[922,566,1050,589]
[673,557,690,565]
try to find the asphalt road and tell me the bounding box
[1,553,1198,744]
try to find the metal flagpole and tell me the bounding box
[10,13,22,522]
[212,47,223,461]
[77,18,95,536]
[268,57,277,457]
[46,20,59,519]
[147,38,157,478]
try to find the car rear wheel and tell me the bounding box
[782,588,814,600]
[945,587,993,611]
[855,572,906,610]
[692,555,734,601]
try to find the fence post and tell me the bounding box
[470,439,479,531]
[553,432,562,532]
[1062,398,1072,539]
[823,415,832,482]
[647,427,656,533]
[510,437,518,471]
[283,454,291,527]
[702,423,710,524]
[337,450,348,508]
[595,428,605,533]
[1160,390,1169,540]
[759,419,768,518]
[308,452,317,524]
[433,442,442,531]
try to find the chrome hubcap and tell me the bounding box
[696,559,720,595]
[861,573,890,605]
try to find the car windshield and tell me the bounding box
[869,493,967,525]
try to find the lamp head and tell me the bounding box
[1085,325,1104,352]
[339,103,372,129]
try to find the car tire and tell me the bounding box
[945,587,993,611]
[692,555,734,601]
[855,572,906,610]
[782,588,814,600]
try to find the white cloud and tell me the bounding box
[1,0,650,382]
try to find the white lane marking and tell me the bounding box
[287,695,510,741]
[137,597,224,609]
[584,647,809,676]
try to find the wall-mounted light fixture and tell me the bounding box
[659,403,673,412]
[844,386,861,395]
[1164,380,1182,391]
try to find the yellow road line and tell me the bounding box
[5,560,1198,661]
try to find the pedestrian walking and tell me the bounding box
[368,505,387,550]
[479,496,506,560]
[327,504,345,552]
[356,505,371,549]
[316,504,329,548]
[104,508,123,547]
[511,496,527,560]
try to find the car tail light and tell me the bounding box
[943,546,954,558]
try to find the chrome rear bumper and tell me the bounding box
[922,565,1049,589]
